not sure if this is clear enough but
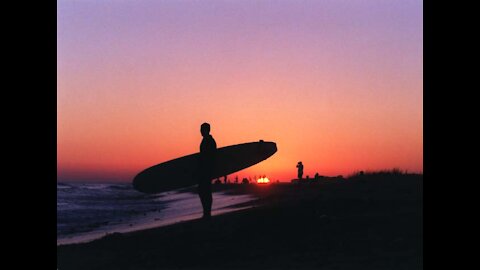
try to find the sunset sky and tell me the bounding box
[57,0,423,183]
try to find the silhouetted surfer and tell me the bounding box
[198,123,217,219]
[296,161,304,180]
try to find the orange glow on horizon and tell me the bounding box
[57,1,423,183]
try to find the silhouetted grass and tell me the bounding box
[347,168,421,179]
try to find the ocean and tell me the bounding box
[57,182,256,245]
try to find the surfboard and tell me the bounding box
[132,140,277,194]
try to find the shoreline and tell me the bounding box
[57,204,256,246]
[57,188,259,246]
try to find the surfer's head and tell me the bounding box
[201,122,211,137]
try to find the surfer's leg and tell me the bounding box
[198,181,207,212]
[198,178,211,218]
[204,180,212,217]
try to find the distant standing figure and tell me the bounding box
[198,123,217,219]
[296,161,304,180]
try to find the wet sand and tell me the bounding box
[57,190,257,246]
[57,174,422,270]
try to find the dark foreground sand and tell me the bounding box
[58,173,422,270]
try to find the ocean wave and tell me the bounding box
[80,184,112,190]
[57,183,72,189]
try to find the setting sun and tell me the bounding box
[257,177,270,184]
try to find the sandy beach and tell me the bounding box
[57,173,422,270]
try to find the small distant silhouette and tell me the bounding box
[314,173,320,179]
[242,178,249,184]
[296,161,304,180]
[223,175,227,184]
[235,176,239,184]
[197,122,217,219]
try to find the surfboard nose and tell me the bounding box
[258,140,277,157]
